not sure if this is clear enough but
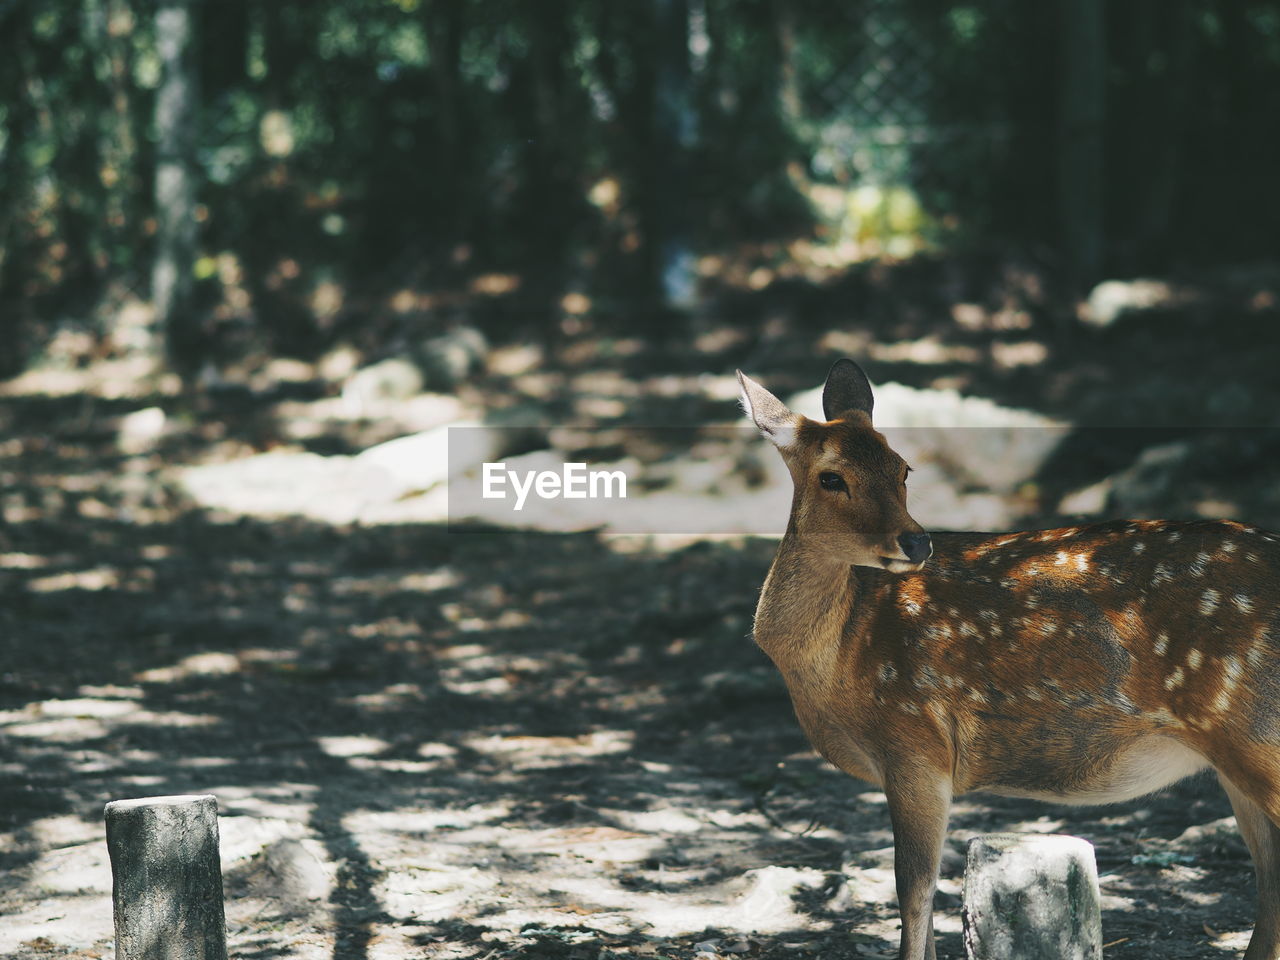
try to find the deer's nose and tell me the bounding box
[898,532,933,564]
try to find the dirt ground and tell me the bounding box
[4,258,1280,959]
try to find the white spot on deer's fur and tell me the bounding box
[1055,551,1069,566]
[927,701,947,726]
[1190,552,1212,577]
[1187,648,1204,670]
[900,702,920,716]
[979,609,999,621]
[1113,691,1139,715]
[914,665,941,690]
[1165,666,1186,690]
[1213,688,1233,714]
[1075,553,1090,573]
[1247,639,1269,669]
[1132,541,1147,554]
[1152,562,1173,585]
[1199,589,1220,616]
[1246,552,1261,564]
[903,599,921,616]
[1233,593,1254,614]
[877,663,898,685]
[967,689,989,706]
[1168,531,1183,542]
[1221,541,1238,554]
[1217,657,1244,711]
[1153,632,1170,656]
[1223,655,1244,683]
[925,622,954,642]
[958,621,980,639]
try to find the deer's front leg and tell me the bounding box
[885,763,952,960]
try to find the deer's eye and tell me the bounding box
[818,472,848,493]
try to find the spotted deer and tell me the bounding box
[739,359,1280,960]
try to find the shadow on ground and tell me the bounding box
[4,256,1279,958]
[0,510,1260,959]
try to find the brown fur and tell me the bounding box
[741,363,1280,960]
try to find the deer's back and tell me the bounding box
[838,519,1280,799]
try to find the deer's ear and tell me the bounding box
[737,370,798,449]
[822,358,874,421]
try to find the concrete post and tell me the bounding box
[105,794,227,960]
[963,833,1102,960]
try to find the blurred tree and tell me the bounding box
[152,0,200,371]
[649,0,698,313]
[1,0,1278,378]
[1059,0,1106,284]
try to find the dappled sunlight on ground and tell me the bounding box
[4,255,1280,958]
[0,501,1261,958]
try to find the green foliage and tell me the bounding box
[1,0,1278,370]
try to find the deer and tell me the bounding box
[737,358,1280,960]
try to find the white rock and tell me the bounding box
[342,357,425,412]
[117,406,169,454]
[418,326,488,388]
[789,380,1068,498]
[733,865,826,931]
[1081,279,1174,328]
[178,419,541,525]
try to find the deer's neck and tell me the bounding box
[753,525,876,671]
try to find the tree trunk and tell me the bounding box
[1058,0,1106,284]
[649,0,697,313]
[152,0,200,372]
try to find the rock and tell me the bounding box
[117,406,169,455]
[417,326,488,389]
[316,343,362,383]
[177,450,401,524]
[1098,441,1193,515]
[732,866,827,932]
[252,838,333,907]
[1057,477,1111,517]
[354,420,524,495]
[787,380,1066,530]
[342,357,425,411]
[178,418,542,525]
[272,391,468,442]
[1081,279,1174,328]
